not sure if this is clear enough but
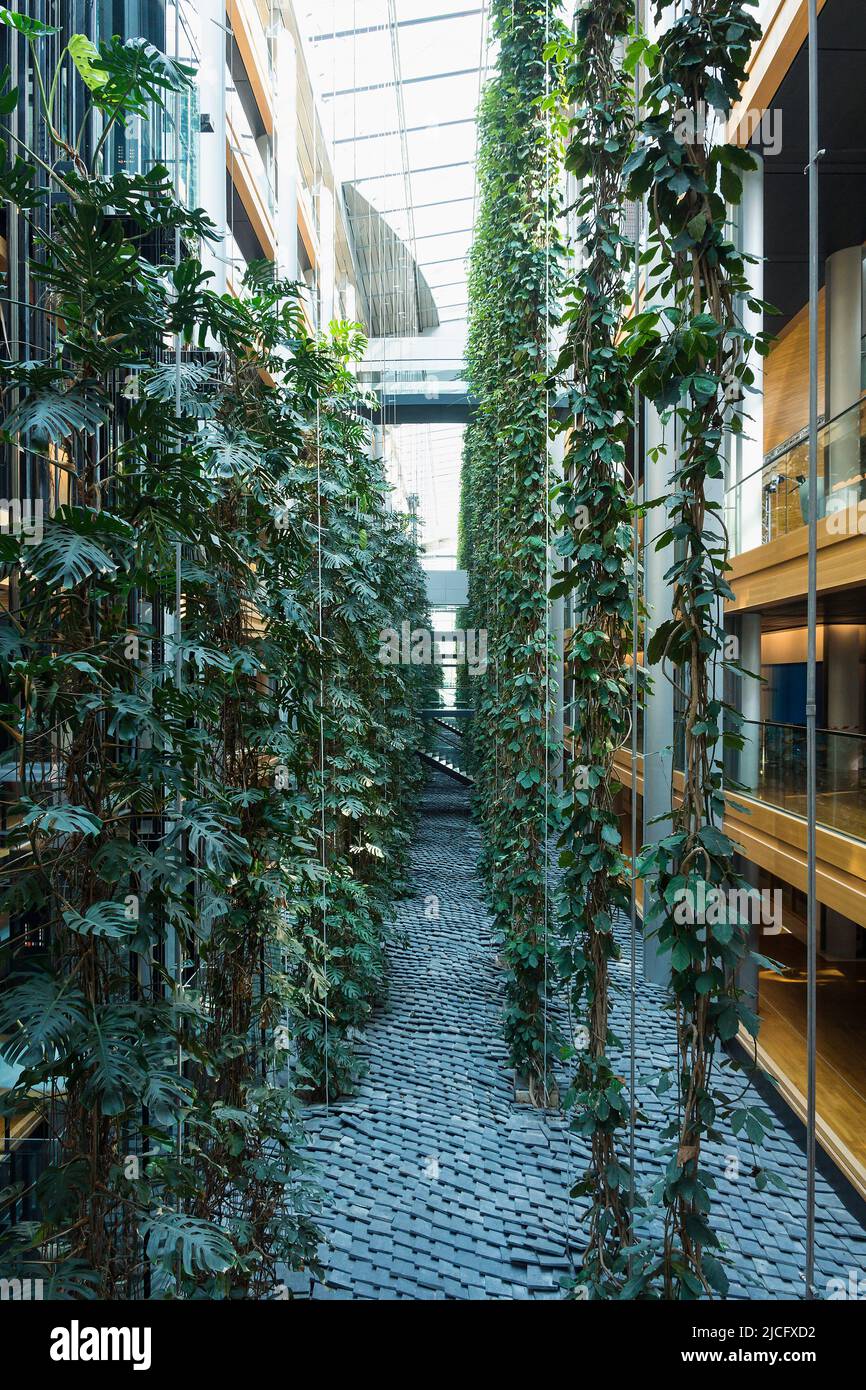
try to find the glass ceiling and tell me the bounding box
[388,422,467,555]
[302,2,491,338]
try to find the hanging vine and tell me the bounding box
[461,0,566,1099]
[548,0,640,1297]
[0,13,429,1296]
[624,0,778,1298]
[286,328,431,1103]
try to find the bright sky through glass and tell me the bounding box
[302,2,491,335]
[389,422,467,557]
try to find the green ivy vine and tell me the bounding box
[460,0,566,1100]
[548,0,640,1297]
[625,0,779,1298]
[0,13,428,1297]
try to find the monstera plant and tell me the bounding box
[0,14,428,1297]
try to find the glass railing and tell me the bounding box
[722,719,866,843]
[358,350,470,405]
[726,398,866,553]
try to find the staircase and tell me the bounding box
[417,749,474,786]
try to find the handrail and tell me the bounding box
[738,717,866,740]
[731,395,865,494]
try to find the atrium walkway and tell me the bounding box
[289,772,866,1300]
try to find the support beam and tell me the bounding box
[351,161,473,184]
[335,119,475,147]
[361,402,475,425]
[312,9,484,41]
[321,68,486,99]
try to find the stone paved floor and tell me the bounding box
[289,771,866,1300]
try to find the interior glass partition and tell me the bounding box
[724,718,866,842]
[726,397,866,553]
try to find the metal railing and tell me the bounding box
[726,397,866,552]
[421,708,473,779]
[722,718,866,842]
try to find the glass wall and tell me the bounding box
[725,719,866,842]
[95,0,198,208]
[726,397,866,552]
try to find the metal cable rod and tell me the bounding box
[629,0,643,1263]
[805,0,821,1302]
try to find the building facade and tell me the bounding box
[609,0,866,1200]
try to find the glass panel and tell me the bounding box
[410,165,476,206]
[396,0,486,20]
[724,719,866,841]
[343,134,406,183]
[306,0,486,339]
[308,0,391,31]
[414,230,472,263]
[405,124,477,171]
[402,71,480,125]
[727,398,866,552]
[398,15,486,82]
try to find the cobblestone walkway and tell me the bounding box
[293,771,866,1300]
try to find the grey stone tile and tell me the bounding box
[298,771,866,1301]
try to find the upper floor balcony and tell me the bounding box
[725,396,866,615]
[727,397,866,554]
[725,719,866,846]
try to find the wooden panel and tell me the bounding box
[725,804,866,930]
[763,292,826,454]
[8,1107,42,1143]
[728,0,829,143]
[227,0,274,136]
[226,125,276,259]
[612,747,644,798]
[742,1030,866,1202]
[725,791,866,884]
[726,513,866,612]
[297,176,319,270]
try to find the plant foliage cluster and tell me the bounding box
[0,14,428,1297]
[623,0,778,1298]
[459,0,566,1100]
[460,0,783,1298]
[547,0,640,1296]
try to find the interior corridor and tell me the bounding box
[279,773,866,1301]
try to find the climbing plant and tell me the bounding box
[623,0,778,1298]
[0,13,428,1297]
[460,0,566,1100]
[0,18,250,1295]
[285,325,431,1102]
[547,0,640,1296]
